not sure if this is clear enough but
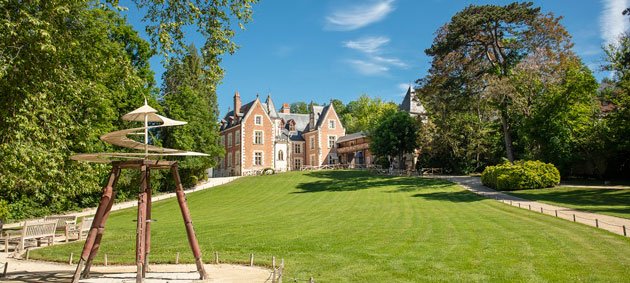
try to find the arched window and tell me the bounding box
[278,150,284,161]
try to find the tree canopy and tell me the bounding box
[370,111,419,169]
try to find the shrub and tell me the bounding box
[481,160,560,190]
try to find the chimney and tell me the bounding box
[280,103,291,114]
[234,91,241,116]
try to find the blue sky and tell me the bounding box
[122,0,629,116]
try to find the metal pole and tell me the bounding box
[171,163,208,279]
[72,166,120,283]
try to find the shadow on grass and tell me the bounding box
[411,190,483,203]
[294,170,451,193]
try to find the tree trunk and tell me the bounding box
[500,110,515,162]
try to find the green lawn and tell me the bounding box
[31,171,630,282]
[507,187,630,219]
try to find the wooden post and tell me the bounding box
[69,253,74,265]
[250,253,254,267]
[310,277,315,283]
[510,200,512,205]
[214,251,219,264]
[25,249,30,260]
[624,225,627,236]
[540,207,543,213]
[272,256,276,269]
[136,165,149,282]
[172,163,208,280]
[2,262,7,278]
[73,166,120,282]
[176,252,180,264]
[573,214,576,222]
[278,258,284,283]
[528,204,531,210]
[555,210,558,217]
[104,254,108,266]
[144,168,152,278]
[518,203,521,208]
[595,219,599,228]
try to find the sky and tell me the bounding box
[122,0,630,116]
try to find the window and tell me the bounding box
[294,158,302,170]
[227,133,232,148]
[235,151,240,165]
[227,152,232,167]
[310,136,315,149]
[294,143,302,154]
[328,136,336,148]
[254,131,263,144]
[329,120,335,129]
[220,135,225,147]
[254,152,263,166]
[328,155,335,164]
[310,154,316,165]
[255,115,262,125]
[235,130,240,145]
[288,120,296,131]
[278,150,284,161]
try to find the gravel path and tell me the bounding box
[435,176,630,237]
[0,252,272,282]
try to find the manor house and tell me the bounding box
[215,92,345,176]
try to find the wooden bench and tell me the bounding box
[45,215,78,241]
[3,220,57,252]
[67,217,93,242]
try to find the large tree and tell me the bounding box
[0,2,156,220]
[425,2,572,162]
[161,45,224,187]
[342,94,398,133]
[370,111,419,169]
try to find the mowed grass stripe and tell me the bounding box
[31,170,630,282]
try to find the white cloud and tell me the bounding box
[373,55,408,68]
[600,0,629,47]
[326,0,395,31]
[343,36,390,54]
[347,59,389,76]
[342,35,408,76]
[397,83,411,92]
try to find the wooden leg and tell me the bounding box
[72,166,120,283]
[171,163,208,280]
[82,190,117,279]
[143,168,152,278]
[136,165,149,282]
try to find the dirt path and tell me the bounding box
[0,252,272,282]
[435,176,630,237]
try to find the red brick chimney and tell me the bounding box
[234,91,241,116]
[280,103,290,114]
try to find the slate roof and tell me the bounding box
[399,86,426,115]
[337,131,367,143]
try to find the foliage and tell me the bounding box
[370,111,419,168]
[481,160,560,190]
[342,94,398,133]
[424,2,573,162]
[290,101,310,114]
[31,171,630,282]
[600,30,630,178]
[161,45,224,188]
[0,1,155,221]
[131,0,257,60]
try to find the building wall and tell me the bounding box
[318,107,346,165]
[274,142,288,172]
[303,131,318,166]
[242,101,274,170]
[219,125,242,176]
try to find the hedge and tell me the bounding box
[481,160,560,190]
